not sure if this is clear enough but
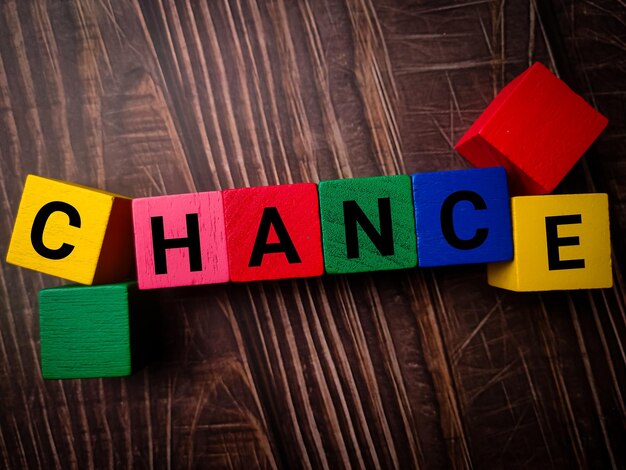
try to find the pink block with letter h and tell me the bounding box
[132,192,229,289]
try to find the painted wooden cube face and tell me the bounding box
[223,183,324,282]
[455,62,608,196]
[39,282,135,379]
[488,194,612,291]
[411,167,513,267]
[132,192,229,289]
[6,175,134,285]
[319,175,417,274]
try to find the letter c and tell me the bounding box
[30,201,81,260]
[440,190,489,250]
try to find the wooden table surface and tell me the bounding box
[0,1,624,468]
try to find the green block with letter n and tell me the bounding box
[38,282,135,379]
[319,175,417,274]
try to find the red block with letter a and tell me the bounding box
[223,183,324,282]
[455,62,608,195]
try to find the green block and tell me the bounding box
[39,282,135,379]
[319,175,417,274]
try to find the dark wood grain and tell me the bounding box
[0,0,624,468]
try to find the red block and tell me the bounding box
[223,183,324,282]
[455,62,608,195]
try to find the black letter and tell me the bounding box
[31,201,81,260]
[249,207,301,267]
[545,215,585,270]
[343,198,394,259]
[151,214,202,275]
[440,190,489,250]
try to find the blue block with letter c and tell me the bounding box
[411,167,513,267]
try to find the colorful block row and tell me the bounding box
[7,170,508,287]
[26,61,612,380]
[36,191,613,379]
[6,170,613,292]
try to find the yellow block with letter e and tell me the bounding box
[488,194,612,291]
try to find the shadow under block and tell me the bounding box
[39,282,135,379]
[319,175,417,274]
[132,192,228,289]
[6,175,134,285]
[488,194,612,291]
[412,167,513,267]
[223,183,323,282]
[454,62,608,196]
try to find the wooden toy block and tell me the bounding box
[223,183,323,282]
[412,167,513,267]
[6,175,134,285]
[455,62,608,196]
[488,194,612,291]
[319,175,417,274]
[39,282,135,379]
[132,192,229,289]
